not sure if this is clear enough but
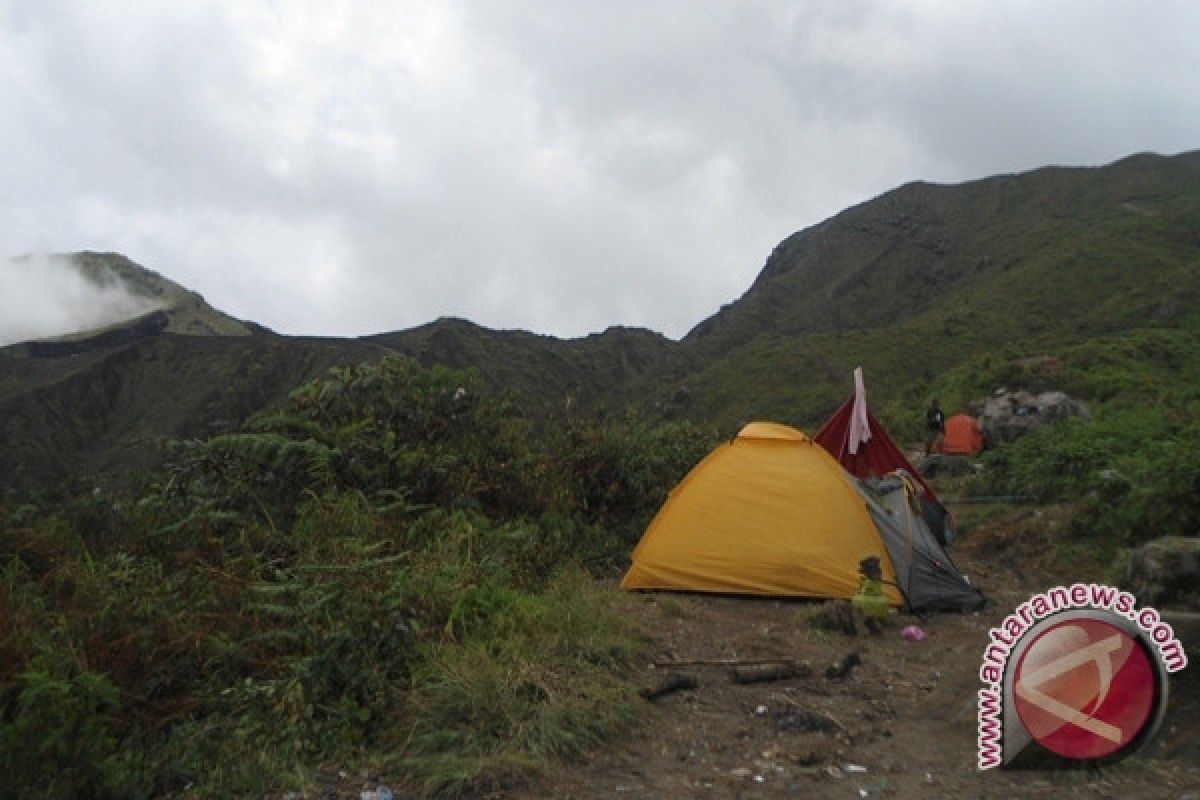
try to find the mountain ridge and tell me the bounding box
[3,148,1199,488]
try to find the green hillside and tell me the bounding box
[0,334,388,489]
[665,150,1200,432]
[687,152,1200,347]
[370,317,689,415]
[2,150,1199,489]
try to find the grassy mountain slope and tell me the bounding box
[665,151,1200,431]
[687,152,1200,347]
[0,334,387,489]
[70,251,253,337]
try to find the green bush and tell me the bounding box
[1,355,709,798]
[0,656,127,800]
[971,408,1200,557]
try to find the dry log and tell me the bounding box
[731,661,813,684]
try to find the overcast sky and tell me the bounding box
[2,1,1198,344]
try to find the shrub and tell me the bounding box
[2,356,702,797]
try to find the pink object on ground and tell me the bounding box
[902,625,926,642]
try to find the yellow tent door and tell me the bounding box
[621,421,902,604]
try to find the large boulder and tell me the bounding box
[1030,390,1088,421]
[976,388,1089,446]
[1120,537,1200,611]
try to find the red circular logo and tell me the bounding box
[1013,617,1155,760]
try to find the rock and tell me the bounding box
[1033,391,1089,420]
[994,414,1042,444]
[917,453,971,477]
[976,387,1088,447]
[825,651,862,680]
[1122,537,1200,610]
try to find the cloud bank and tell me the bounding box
[0,254,161,346]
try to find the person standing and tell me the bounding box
[925,398,946,455]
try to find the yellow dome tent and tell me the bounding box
[622,421,985,612]
[621,421,903,604]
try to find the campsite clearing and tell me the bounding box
[522,514,1199,800]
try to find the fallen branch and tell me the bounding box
[732,661,813,684]
[653,656,797,668]
[822,710,850,734]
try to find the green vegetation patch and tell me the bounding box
[957,330,1200,565]
[0,356,712,799]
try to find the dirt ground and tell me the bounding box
[523,515,1199,800]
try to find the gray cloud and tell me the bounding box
[0,254,161,345]
[2,1,1198,340]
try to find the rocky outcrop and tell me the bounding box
[1121,536,1200,611]
[972,388,1089,446]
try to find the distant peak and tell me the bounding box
[1,252,255,350]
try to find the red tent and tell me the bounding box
[813,369,953,542]
[938,414,984,456]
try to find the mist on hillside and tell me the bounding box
[0,254,163,347]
